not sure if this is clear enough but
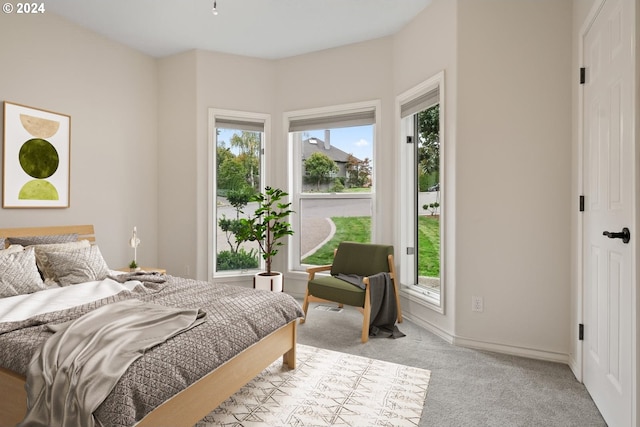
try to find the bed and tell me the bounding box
[0,225,303,427]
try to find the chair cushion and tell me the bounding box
[308,275,365,307]
[330,242,393,277]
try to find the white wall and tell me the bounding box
[390,0,574,360]
[156,36,396,294]
[157,51,198,278]
[195,51,278,281]
[0,12,158,269]
[274,37,395,294]
[455,0,573,358]
[392,0,458,339]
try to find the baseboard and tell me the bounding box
[400,313,455,344]
[453,335,569,364]
[402,313,569,364]
[568,353,582,382]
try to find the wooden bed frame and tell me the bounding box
[0,225,297,427]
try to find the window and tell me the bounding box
[286,101,378,271]
[209,109,269,278]
[398,72,445,311]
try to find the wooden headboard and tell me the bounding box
[0,225,95,248]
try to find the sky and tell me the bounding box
[217,125,374,161]
[304,125,373,161]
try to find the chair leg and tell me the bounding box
[394,281,403,323]
[388,256,403,323]
[301,288,310,324]
[361,311,370,343]
[361,285,371,343]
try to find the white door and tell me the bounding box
[582,0,635,425]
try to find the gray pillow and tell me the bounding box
[33,240,91,283]
[7,233,79,246]
[0,247,47,298]
[0,237,5,249]
[46,245,110,286]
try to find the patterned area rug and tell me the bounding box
[196,344,430,426]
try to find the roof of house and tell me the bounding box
[302,138,360,163]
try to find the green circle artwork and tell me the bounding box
[18,138,60,200]
[19,179,59,200]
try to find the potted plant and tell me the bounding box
[237,186,294,291]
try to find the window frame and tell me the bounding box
[396,72,446,313]
[208,108,271,280]
[284,100,380,273]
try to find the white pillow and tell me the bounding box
[33,240,91,282]
[0,247,46,298]
[0,244,24,256]
[45,245,110,286]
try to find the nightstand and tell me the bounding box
[118,267,166,275]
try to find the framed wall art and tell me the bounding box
[3,102,71,208]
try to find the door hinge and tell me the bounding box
[406,247,415,255]
[579,195,584,212]
[579,323,584,341]
[580,67,586,85]
[406,136,413,144]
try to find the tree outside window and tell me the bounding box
[215,129,262,272]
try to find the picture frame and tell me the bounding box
[2,102,71,208]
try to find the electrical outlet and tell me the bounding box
[472,296,483,312]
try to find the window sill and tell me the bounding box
[211,272,255,283]
[400,285,444,314]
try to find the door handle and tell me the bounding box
[602,227,630,244]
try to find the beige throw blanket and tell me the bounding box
[18,299,206,427]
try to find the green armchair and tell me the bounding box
[301,242,403,343]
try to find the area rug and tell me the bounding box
[196,344,430,427]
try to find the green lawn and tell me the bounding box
[301,215,440,278]
[418,215,440,277]
[301,216,370,265]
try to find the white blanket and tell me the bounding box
[0,277,141,323]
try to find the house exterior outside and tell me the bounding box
[301,132,360,192]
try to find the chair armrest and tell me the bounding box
[306,264,332,280]
[363,272,394,289]
[363,276,371,289]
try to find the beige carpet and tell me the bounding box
[197,344,430,426]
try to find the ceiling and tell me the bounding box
[45,0,432,60]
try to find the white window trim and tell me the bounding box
[208,108,271,280]
[395,71,446,314]
[284,100,380,273]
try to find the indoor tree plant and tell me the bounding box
[237,186,294,291]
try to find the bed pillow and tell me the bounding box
[45,245,110,286]
[7,233,79,246]
[33,240,91,283]
[0,244,24,256]
[0,237,4,249]
[0,247,47,298]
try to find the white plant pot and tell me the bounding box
[254,271,283,292]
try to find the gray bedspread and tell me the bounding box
[20,299,206,427]
[0,275,304,426]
